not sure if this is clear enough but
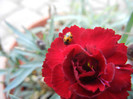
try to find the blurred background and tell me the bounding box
[0,0,132,52]
[0,0,133,99]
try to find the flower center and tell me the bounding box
[87,62,94,69]
[72,54,100,84]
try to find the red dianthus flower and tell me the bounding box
[42,25,132,99]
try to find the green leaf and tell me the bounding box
[23,27,33,41]
[30,27,46,34]
[5,21,26,40]
[4,67,35,92]
[10,69,24,79]
[9,94,20,99]
[13,48,41,58]
[80,0,86,15]
[0,51,6,57]
[54,15,79,21]
[0,69,7,76]
[5,21,38,50]
[18,90,33,97]
[20,61,43,68]
[48,17,55,44]
[120,12,133,43]
[50,93,60,99]
[0,51,3,56]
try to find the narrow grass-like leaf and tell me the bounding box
[13,48,43,59]
[53,15,80,21]
[0,69,7,76]
[5,21,37,50]
[20,61,43,68]
[23,27,33,41]
[13,48,36,56]
[5,22,31,44]
[0,51,4,56]
[50,93,60,99]
[120,12,133,43]
[48,17,54,44]
[9,94,20,99]
[30,27,46,34]
[80,0,86,15]
[10,69,24,79]
[5,21,26,39]
[18,91,33,97]
[59,20,75,32]
[4,67,35,92]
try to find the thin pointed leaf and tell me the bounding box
[13,48,37,57]
[20,61,43,68]
[9,94,20,99]
[0,69,7,76]
[10,69,24,79]
[120,12,133,43]
[48,17,54,44]
[23,27,33,41]
[50,93,60,99]
[30,27,46,34]
[4,67,35,92]
[5,21,37,50]
[5,21,26,39]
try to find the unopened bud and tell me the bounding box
[127,44,133,61]
[36,40,46,50]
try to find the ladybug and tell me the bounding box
[63,32,73,45]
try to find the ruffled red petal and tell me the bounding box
[101,63,115,82]
[59,25,86,45]
[52,64,71,98]
[63,50,76,84]
[85,45,106,75]
[70,83,100,98]
[109,67,131,92]
[42,61,52,87]
[96,86,130,99]
[80,27,121,57]
[107,43,127,65]
[46,38,65,69]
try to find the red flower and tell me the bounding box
[42,25,132,99]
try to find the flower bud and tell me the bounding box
[36,40,46,50]
[127,44,133,60]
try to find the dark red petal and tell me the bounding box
[97,35,121,58]
[116,43,127,54]
[63,44,90,84]
[63,50,76,84]
[42,61,52,87]
[79,71,95,78]
[97,86,130,99]
[116,64,132,71]
[63,44,89,57]
[78,78,105,93]
[46,38,65,69]
[59,25,86,45]
[109,67,131,92]
[80,27,121,57]
[107,51,127,65]
[101,63,115,82]
[70,83,100,98]
[61,94,89,99]
[52,64,71,98]
[107,43,127,65]
[86,46,107,75]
